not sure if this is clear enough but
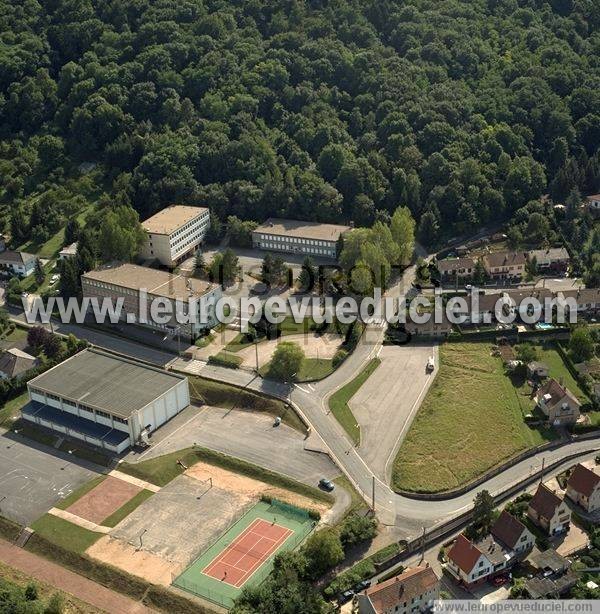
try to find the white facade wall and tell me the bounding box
[141,210,210,266]
[130,378,189,442]
[252,232,338,259]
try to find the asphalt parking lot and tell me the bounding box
[349,343,438,482]
[127,403,338,486]
[0,432,98,525]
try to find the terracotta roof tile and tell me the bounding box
[567,464,600,499]
[529,484,563,520]
[447,534,483,575]
[491,511,527,550]
[363,567,438,612]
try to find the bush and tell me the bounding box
[332,349,349,369]
[339,514,377,550]
[308,509,321,521]
[44,593,64,614]
[324,559,376,597]
[207,351,242,369]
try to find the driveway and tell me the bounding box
[0,431,98,525]
[127,404,338,486]
[349,343,438,482]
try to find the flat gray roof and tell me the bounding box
[253,218,351,242]
[28,349,186,419]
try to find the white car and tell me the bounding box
[426,357,435,372]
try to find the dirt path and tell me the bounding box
[0,538,153,614]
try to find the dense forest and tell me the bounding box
[1,0,600,250]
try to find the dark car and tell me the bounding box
[338,590,354,604]
[354,580,371,592]
[318,478,335,492]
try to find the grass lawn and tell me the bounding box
[536,343,588,402]
[30,514,100,553]
[297,358,334,381]
[259,357,335,382]
[119,446,333,504]
[19,205,93,259]
[207,350,243,368]
[392,342,557,493]
[0,391,29,429]
[225,332,254,353]
[194,333,215,348]
[328,358,381,445]
[0,326,28,344]
[186,375,305,432]
[55,475,106,510]
[101,489,154,528]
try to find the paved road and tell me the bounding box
[128,403,338,486]
[0,431,98,525]
[194,363,600,537]
[8,307,175,366]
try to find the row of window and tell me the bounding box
[169,214,209,241]
[259,242,334,256]
[170,223,208,251]
[255,234,334,247]
[30,388,128,424]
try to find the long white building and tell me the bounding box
[23,349,190,453]
[140,205,210,267]
[252,218,351,260]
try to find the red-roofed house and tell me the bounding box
[534,378,581,426]
[357,566,439,614]
[566,464,600,514]
[491,511,535,555]
[446,535,495,588]
[528,484,571,535]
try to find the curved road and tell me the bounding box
[192,260,600,540]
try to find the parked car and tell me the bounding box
[338,590,354,605]
[318,478,335,492]
[492,574,510,586]
[354,580,371,592]
[426,356,435,373]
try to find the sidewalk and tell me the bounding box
[0,538,153,614]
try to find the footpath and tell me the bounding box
[0,538,154,614]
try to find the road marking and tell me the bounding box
[294,384,310,393]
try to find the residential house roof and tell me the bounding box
[557,288,600,306]
[437,257,476,274]
[491,511,528,550]
[447,534,484,575]
[567,463,600,499]
[528,361,549,373]
[0,348,38,379]
[253,218,351,242]
[362,566,438,612]
[474,534,511,567]
[527,547,569,575]
[528,248,569,266]
[142,205,209,235]
[536,378,581,410]
[529,484,564,520]
[0,250,36,266]
[586,194,600,201]
[483,251,527,269]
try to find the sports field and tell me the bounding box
[173,500,313,608]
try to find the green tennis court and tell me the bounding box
[173,499,315,608]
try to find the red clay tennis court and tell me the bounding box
[201,518,293,588]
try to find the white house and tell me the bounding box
[528,484,571,535]
[566,463,600,514]
[358,566,439,614]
